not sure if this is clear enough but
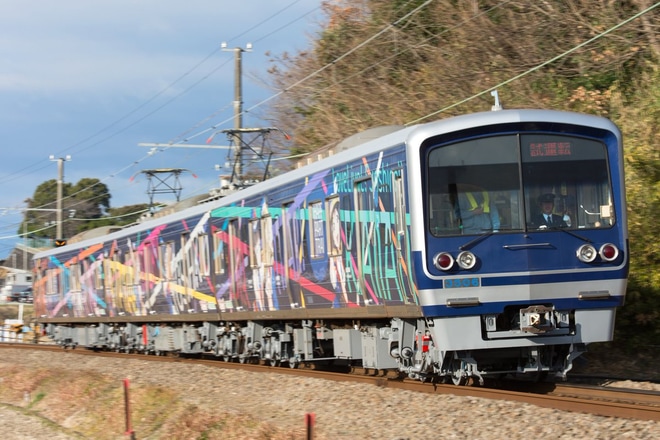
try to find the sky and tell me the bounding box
[0,0,325,259]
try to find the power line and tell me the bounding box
[0,3,322,239]
[172,0,435,146]
[406,1,660,125]
[0,1,320,189]
[3,1,658,256]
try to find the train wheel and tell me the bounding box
[269,354,281,367]
[450,361,467,386]
[451,374,466,386]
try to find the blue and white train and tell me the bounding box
[34,107,628,384]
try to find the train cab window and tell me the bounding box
[426,132,614,236]
[427,135,521,236]
[521,134,613,231]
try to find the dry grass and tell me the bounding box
[0,364,305,439]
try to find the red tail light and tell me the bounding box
[599,243,619,262]
[434,252,454,271]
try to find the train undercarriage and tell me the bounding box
[44,316,584,385]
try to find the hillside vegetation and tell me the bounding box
[265,0,660,350]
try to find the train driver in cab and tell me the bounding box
[531,193,568,229]
[455,184,500,234]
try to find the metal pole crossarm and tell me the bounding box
[0,207,60,212]
[138,143,232,150]
[221,127,280,134]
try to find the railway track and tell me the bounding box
[2,342,659,422]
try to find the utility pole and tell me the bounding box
[222,42,252,182]
[49,155,71,241]
[138,42,291,196]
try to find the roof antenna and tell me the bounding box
[491,90,503,111]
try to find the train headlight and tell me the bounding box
[456,251,477,270]
[433,252,454,271]
[576,244,597,263]
[599,243,619,262]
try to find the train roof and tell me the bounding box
[33,108,619,259]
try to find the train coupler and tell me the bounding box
[519,305,556,334]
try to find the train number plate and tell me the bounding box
[444,277,480,288]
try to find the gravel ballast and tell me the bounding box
[0,349,658,439]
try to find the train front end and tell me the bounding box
[407,109,627,383]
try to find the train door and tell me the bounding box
[249,218,263,310]
[392,169,415,304]
[281,201,302,307]
[354,178,373,305]
[261,212,275,310]
[140,242,152,314]
[177,231,192,313]
[227,219,248,309]
[69,262,83,316]
[155,241,174,315]
[326,196,348,305]
[212,227,228,310]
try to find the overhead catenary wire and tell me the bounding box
[2,0,438,228]
[2,1,658,251]
[0,0,320,188]
[0,2,323,241]
[405,1,660,126]
[172,0,435,146]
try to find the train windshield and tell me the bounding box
[427,133,613,236]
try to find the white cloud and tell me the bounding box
[3,3,305,86]
[0,0,324,258]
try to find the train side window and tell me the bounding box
[46,268,57,295]
[249,219,261,267]
[227,219,239,300]
[281,203,292,283]
[213,230,225,276]
[197,233,210,277]
[162,241,175,282]
[309,201,325,258]
[141,243,151,298]
[95,262,103,291]
[70,263,81,292]
[261,214,274,267]
[326,197,342,257]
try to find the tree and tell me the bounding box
[264,0,660,349]
[609,68,660,348]
[266,0,658,155]
[22,178,111,240]
[69,178,111,219]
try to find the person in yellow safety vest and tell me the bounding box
[455,189,500,234]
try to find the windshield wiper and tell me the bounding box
[549,226,592,242]
[459,230,494,250]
